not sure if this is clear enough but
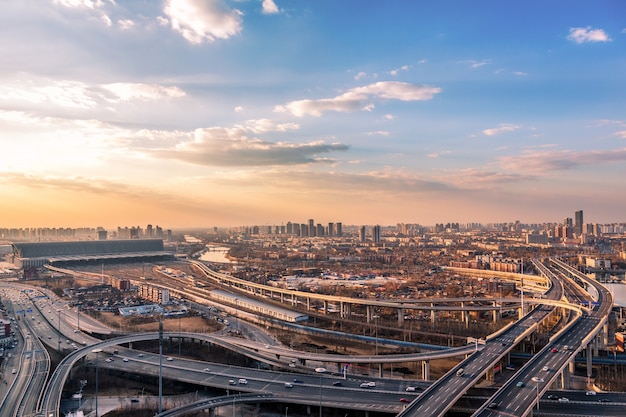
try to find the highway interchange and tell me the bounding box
[0,257,621,417]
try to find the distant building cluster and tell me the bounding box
[0,224,172,242]
[239,219,343,238]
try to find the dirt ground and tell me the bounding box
[95,311,220,334]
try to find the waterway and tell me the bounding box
[198,246,234,264]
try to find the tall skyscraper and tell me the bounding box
[359,226,366,242]
[575,210,583,235]
[308,219,315,237]
[336,222,342,237]
[328,222,335,237]
[372,225,381,243]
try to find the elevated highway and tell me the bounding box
[471,258,612,417]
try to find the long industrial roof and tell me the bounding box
[12,239,165,259]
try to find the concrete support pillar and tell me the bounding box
[492,301,498,323]
[378,363,383,378]
[430,303,436,324]
[340,301,345,318]
[280,293,284,303]
[366,306,372,323]
[603,322,609,349]
[209,408,215,417]
[421,360,430,381]
[291,293,296,306]
[346,303,351,318]
[560,365,570,389]
[398,307,404,326]
[485,367,494,382]
[323,300,328,315]
[518,306,523,320]
[586,344,593,384]
[460,301,466,324]
[307,298,310,311]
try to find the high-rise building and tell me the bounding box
[372,225,381,243]
[359,226,366,242]
[336,222,342,237]
[308,219,315,237]
[575,210,583,235]
[328,222,335,237]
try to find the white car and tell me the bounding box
[585,391,596,396]
[542,366,549,372]
[123,358,129,362]
[405,386,416,392]
[531,377,544,383]
[238,378,248,385]
[166,357,173,361]
[558,397,569,403]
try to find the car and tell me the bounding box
[123,358,129,362]
[11,369,16,374]
[585,391,596,396]
[360,382,371,388]
[542,366,550,372]
[405,386,416,392]
[516,381,524,388]
[399,398,410,403]
[366,381,376,387]
[563,345,569,351]
[456,368,465,376]
[138,353,144,357]
[47,336,52,339]
[293,378,303,383]
[332,381,342,386]
[238,378,248,385]
[551,348,558,353]
[531,377,544,383]
[558,397,569,403]
[228,379,237,385]
[597,398,611,403]
[204,367,211,372]
[547,394,559,400]
[166,357,173,361]
[105,358,112,363]
[288,363,297,368]
[131,398,139,403]
[284,382,293,388]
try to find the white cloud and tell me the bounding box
[465,59,491,69]
[0,77,186,110]
[241,118,299,134]
[482,124,521,136]
[367,131,390,136]
[384,114,395,120]
[354,71,367,81]
[427,150,451,159]
[118,19,135,30]
[275,81,441,117]
[388,65,409,76]
[52,0,111,9]
[163,0,243,44]
[234,106,244,112]
[567,26,611,44]
[616,131,626,139]
[498,148,626,172]
[513,71,527,76]
[151,127,349,166]
[261,0,280,14]
[102,83,186,102]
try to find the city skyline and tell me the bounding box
[0,1,625,228]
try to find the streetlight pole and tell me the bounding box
[159,318,163,414]
[92,348,102,417]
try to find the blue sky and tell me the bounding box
[0,0,624,229]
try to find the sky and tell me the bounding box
[0,0,625,229]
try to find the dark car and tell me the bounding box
[547,394,559,400]
[332,381,342,386]
[293,378,303,383]
[399,398,410,403]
